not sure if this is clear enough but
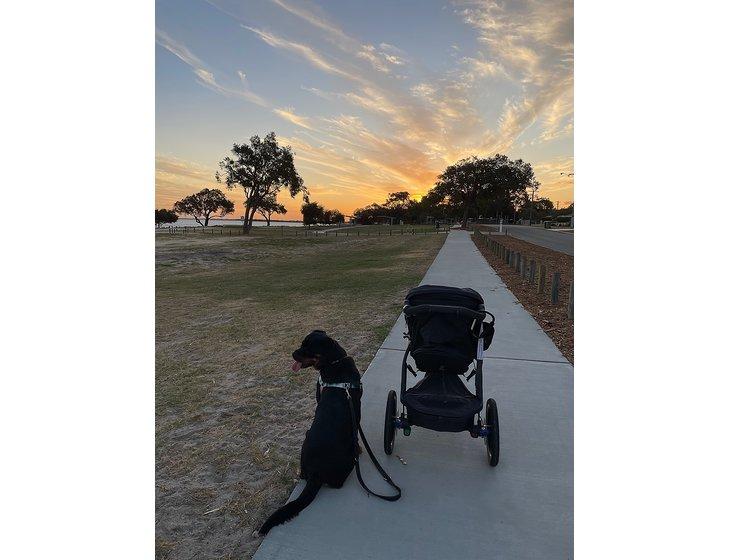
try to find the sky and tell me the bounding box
[156,0,574,220]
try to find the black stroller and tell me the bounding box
[383,285,500,466]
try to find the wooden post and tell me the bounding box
[567,280,574,319]
[551,272,560,304]
[529,259,536,283]
[538,264,546,294]
[515,252,521,272]
[521,255,528,279]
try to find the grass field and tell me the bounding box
[156,231,445,560]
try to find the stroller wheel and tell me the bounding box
[485,398,500,467]
[384,390,397,455]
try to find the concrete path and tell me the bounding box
[504,225,574,255]
[254,230,573,560]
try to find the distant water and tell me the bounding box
[161,218,303,228]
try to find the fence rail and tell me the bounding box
[155,224,452,238]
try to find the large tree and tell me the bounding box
[217,132,306,233]
[256,195,287,226]
[431,154,539,226]
[173,188,235,227]
[155,208,178,227]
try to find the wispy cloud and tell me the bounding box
[273,107,316,130]
[243,25,360,81]
[156,29,269,107]
[268,0,409,74]
[455,0,574,150]
[155,155,218,208]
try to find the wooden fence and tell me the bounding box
[156,225,451,238]
[473,229,573,319]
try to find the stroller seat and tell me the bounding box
[402,373,483,432]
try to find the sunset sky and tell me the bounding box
[156,0,574,220]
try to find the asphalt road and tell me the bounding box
[504,225,574,255]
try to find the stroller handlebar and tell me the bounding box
[403,304,487,321]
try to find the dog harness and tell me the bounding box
[315,374,401,502]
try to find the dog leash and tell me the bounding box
[318,378,401,501]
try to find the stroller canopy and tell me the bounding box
[404,285,486,375]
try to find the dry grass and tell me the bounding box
[156,232,444,560]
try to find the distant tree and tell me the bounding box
[155,208,178,227]
[256,196,287,226]
[383,191,413,223]
[352,203,385,225]
[516,196,553,223]
[301,201,325,225]
[431,155,538,226]
[217,132,306,233]
[173,188,235,227]
[328,210,345,224]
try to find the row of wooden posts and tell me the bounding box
[159,225,450,237]
[475,230,573,320]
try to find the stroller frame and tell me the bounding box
[383,288,500,467]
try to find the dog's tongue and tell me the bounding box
[291,360,302,372]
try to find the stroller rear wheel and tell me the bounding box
[485,398,500,467]
[384,390,397,455]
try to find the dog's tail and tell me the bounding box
[258,478,322,536]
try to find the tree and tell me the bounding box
[301,201,325,225]
[217,132,306,233]
[431,154,539,226]
[352,203,384,225]
[383,191,413,223]
[256,195,287,226]
[155,208,178,227]
[328,210,345,224]
[173,188,235,227]
[518,197,554,222]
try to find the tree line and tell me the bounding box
[351,154,570,226]
[156,131,570,230]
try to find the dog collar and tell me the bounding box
[317,376,361,390]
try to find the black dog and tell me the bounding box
[258,330,362,535]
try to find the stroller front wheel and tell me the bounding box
[485,398,500,467]
[384,390,397,455]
